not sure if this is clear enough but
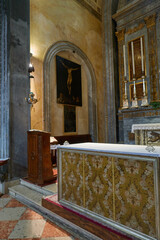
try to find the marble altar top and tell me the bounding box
[58,142,160,157]
[132,123,160,133]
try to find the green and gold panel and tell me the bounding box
[114,158,156,238]
[84,154,113,219]
[61,151,83,207]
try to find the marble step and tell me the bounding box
[9,184,45,206]
[20,178,56,196]
[8,184,99,240]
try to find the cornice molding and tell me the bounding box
[112,0,160,23]
[126,22,145,35]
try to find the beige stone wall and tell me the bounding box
[30,57,43,130]
[50,51,89,136]
[30,0,104,141]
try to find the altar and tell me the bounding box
[57,142,160,240]
[132,123,160,145]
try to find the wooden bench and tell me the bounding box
[50,134,92,165]
[53,134,92,145]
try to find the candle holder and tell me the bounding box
[131,75,138,108]
[122,77,129,109]
[141,72,148,107]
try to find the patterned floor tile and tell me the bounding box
[1,194,10,198]
[9,238,41,240]
[0,207,26,221]
[0,221,18,239]
[20,208,44,220]
[8,219,46,239]
[0,197,11,208]
[41,237,74,240]
[42,220,71,238]
[5,198,25,208]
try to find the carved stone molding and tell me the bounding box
[119,108,160,119]
[115,29,125,41]
[144,14,156,28]
[74,0,102,20]
[43,41,98,142]
[126,23,145,35]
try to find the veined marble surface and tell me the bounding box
[132,123,160,132]
[58,142,160,157]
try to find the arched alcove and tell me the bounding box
[43,41,98,142]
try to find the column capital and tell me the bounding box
[144,14,156,28]
[115,29,125,42]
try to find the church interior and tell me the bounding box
[1,0,160,239]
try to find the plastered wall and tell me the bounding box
[30,0,104,141]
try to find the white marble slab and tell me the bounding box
[57,142,160,157]
[132,123,160,132]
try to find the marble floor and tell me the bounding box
[0,194,78,240]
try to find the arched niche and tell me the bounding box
[43,41,98,142]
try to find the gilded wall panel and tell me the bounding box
[61,151,83,207]
[84,154,113,219]
[145,14,159,101]
[116,30,125,108]
[114,158,156,238]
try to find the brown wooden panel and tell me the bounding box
[28,130,54,184]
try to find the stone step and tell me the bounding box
[20,178,55,196]
[8,183,98,240]
[9,184,45,206]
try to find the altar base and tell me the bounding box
[42,194,131,240]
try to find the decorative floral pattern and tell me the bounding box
[114,158,156,238]
[125,183,142,206]
[61,151,83,207]
[60,151,156,238]
[84,154,113,219]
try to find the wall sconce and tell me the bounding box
[25,92,38,106]
[28,63,35,79]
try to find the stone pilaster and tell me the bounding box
[102,1,118,143]
[9,0,30,177]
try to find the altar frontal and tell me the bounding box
[58,142,160,240]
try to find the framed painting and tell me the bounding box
[64,105,76,133]
[56,55,82,106]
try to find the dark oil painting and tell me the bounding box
[56,55,82,106]
[64,105,76,133]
